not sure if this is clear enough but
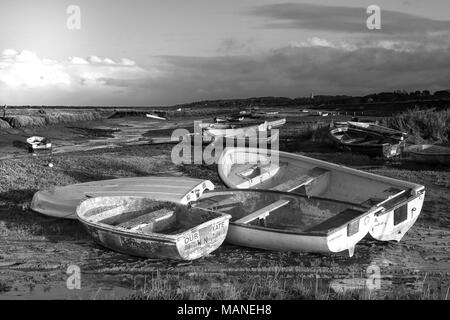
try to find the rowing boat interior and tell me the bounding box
[79,198,222,236]
[194,190,366,234]
[331,127,399,146]
[221,150,413,211]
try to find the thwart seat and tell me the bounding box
[305,208,364,234]
[272,167,330,193]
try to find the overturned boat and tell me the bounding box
[217,147,425,248]
[31,177,214,219]
[329,124,405,158]
[406,144,450,165]
[76,196,230,260]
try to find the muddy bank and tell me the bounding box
[0,143,449,299]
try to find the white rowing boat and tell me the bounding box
[76,196,230,260]
[217,147,425,252]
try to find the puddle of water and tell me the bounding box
[0,274,135,300]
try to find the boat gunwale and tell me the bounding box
[407,144,450,157]
[218,147,425,195]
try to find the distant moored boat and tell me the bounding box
[407,144,450,165]
[329,124,405,158]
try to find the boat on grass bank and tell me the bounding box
[329,124,405,158]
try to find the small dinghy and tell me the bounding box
[406,144,450,165]
[31,177,214,219]
[192,189,380,256]
[329,124,405,158]
[205,121,269,139]
[77,197,231,260]
[26,136,52,152]
[334,122,407,141]
[217,147,425,245]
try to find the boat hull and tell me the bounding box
[329,126,404,158]
[226,210,377,257]
[369,191,425,241]
[407,144,450,165]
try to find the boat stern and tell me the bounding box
[176,215,231,260]
[369,188,425,242]
[326,209,380,257]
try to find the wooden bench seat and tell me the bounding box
[305,208,364,234]
[235,162,280,188]
[235,199,290,224]
[272,167,330,193]
[116,208,175,232]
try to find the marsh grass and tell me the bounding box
[1,111,105,128]
[125,270,449,300]
[382,108,450,144]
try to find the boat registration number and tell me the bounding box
[182,221,227,249]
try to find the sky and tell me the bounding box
[0,0,449,106]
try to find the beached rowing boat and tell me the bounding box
[31,177,214,219]
[217,147,425,248]
[329,124,405,158]
[76,196,230,260]
[406,144,450,165]
[192,189,382,257]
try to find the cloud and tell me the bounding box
[0,49,147,94]
[288,36,445,52]
[0,49,151,105]
[1,43,449,106]
[217,38,253,55]
[249,3,450,35]
[142,44,450,102]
